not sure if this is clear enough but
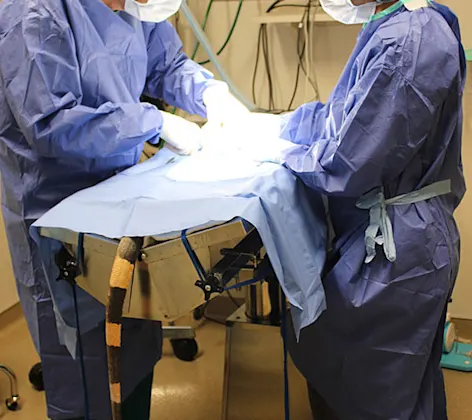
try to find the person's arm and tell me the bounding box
[280,62,436,198]
[280,101,330,147]
[143,21,216,117]
[0,18,161,160]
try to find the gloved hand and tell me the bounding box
[200,112,294,164]
[160,111,202,155]
[203,82,250,129]
[238,112,283,141]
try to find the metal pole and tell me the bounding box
[244,280,271,322]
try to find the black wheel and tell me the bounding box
[29,363,44,391]
[170,339,199,362]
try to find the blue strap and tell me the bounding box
[181,228,288,418]
[356,180,451,263]
[281,296,290,420]
[181,230,207,284]
[224,274,265,291]
[181,229,268,292]
[71,233,90,419]
[71,284,90,420]
[224,263,271,290]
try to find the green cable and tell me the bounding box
[198,0,244,66]
[466,49,472,62]
[191,0,214,60]
[172,0,242,114]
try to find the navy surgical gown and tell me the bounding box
[0,0,215,418]
[283,2,466,419]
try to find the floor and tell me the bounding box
[0,304,471,420]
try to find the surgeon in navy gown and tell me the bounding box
[0,0,243,418]
[271,1,466,419]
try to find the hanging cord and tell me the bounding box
[286,7,307,111]
[72,284,91,420]
[191,0,214,60]
[266,0,286,12]
[299,2,320,100]
[252,24,264,105]
[198,0,244,65]
[261,24,276,110]
[253,1,320,111]
[253,24,287,112]
[304,1,311,101]
[73,233,90,420]
[280,293,290,420]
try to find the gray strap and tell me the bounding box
[356,180,452,263]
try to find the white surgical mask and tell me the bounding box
[320,0,377,25]
[124,0,183,23]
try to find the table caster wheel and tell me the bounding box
[171,339,198,362]
[6,395,20,411]
[29,363,44,391]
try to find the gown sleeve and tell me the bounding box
[0,14,162,160]
[144,21,216,118]
[280,60,436,198]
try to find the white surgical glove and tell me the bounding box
[201,112,293,164]
[238,112,283,141]
[203,82,250,129]
[160,111,202,155]
[232,114,293,163]
[202,111,282,146]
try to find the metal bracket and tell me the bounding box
[195,273,224,301]
[55,247,80,285]
[194,230,266,301]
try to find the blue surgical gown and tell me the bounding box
[283,3,466,419]
[0,0,215,418]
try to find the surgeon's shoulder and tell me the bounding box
[141,19,182,53]
[141,19,177,39]
[373,6,462,100]
[0,0,71,37]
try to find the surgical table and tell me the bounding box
[38,222,314,419]
[31,147,327,418]
[41,221,250,359]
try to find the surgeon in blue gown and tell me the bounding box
[0,0,245,418]
[259,0,466,419]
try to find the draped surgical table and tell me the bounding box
[33,147,327,419]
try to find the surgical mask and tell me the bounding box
[124,0,183,23]
[320,0,392,25]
